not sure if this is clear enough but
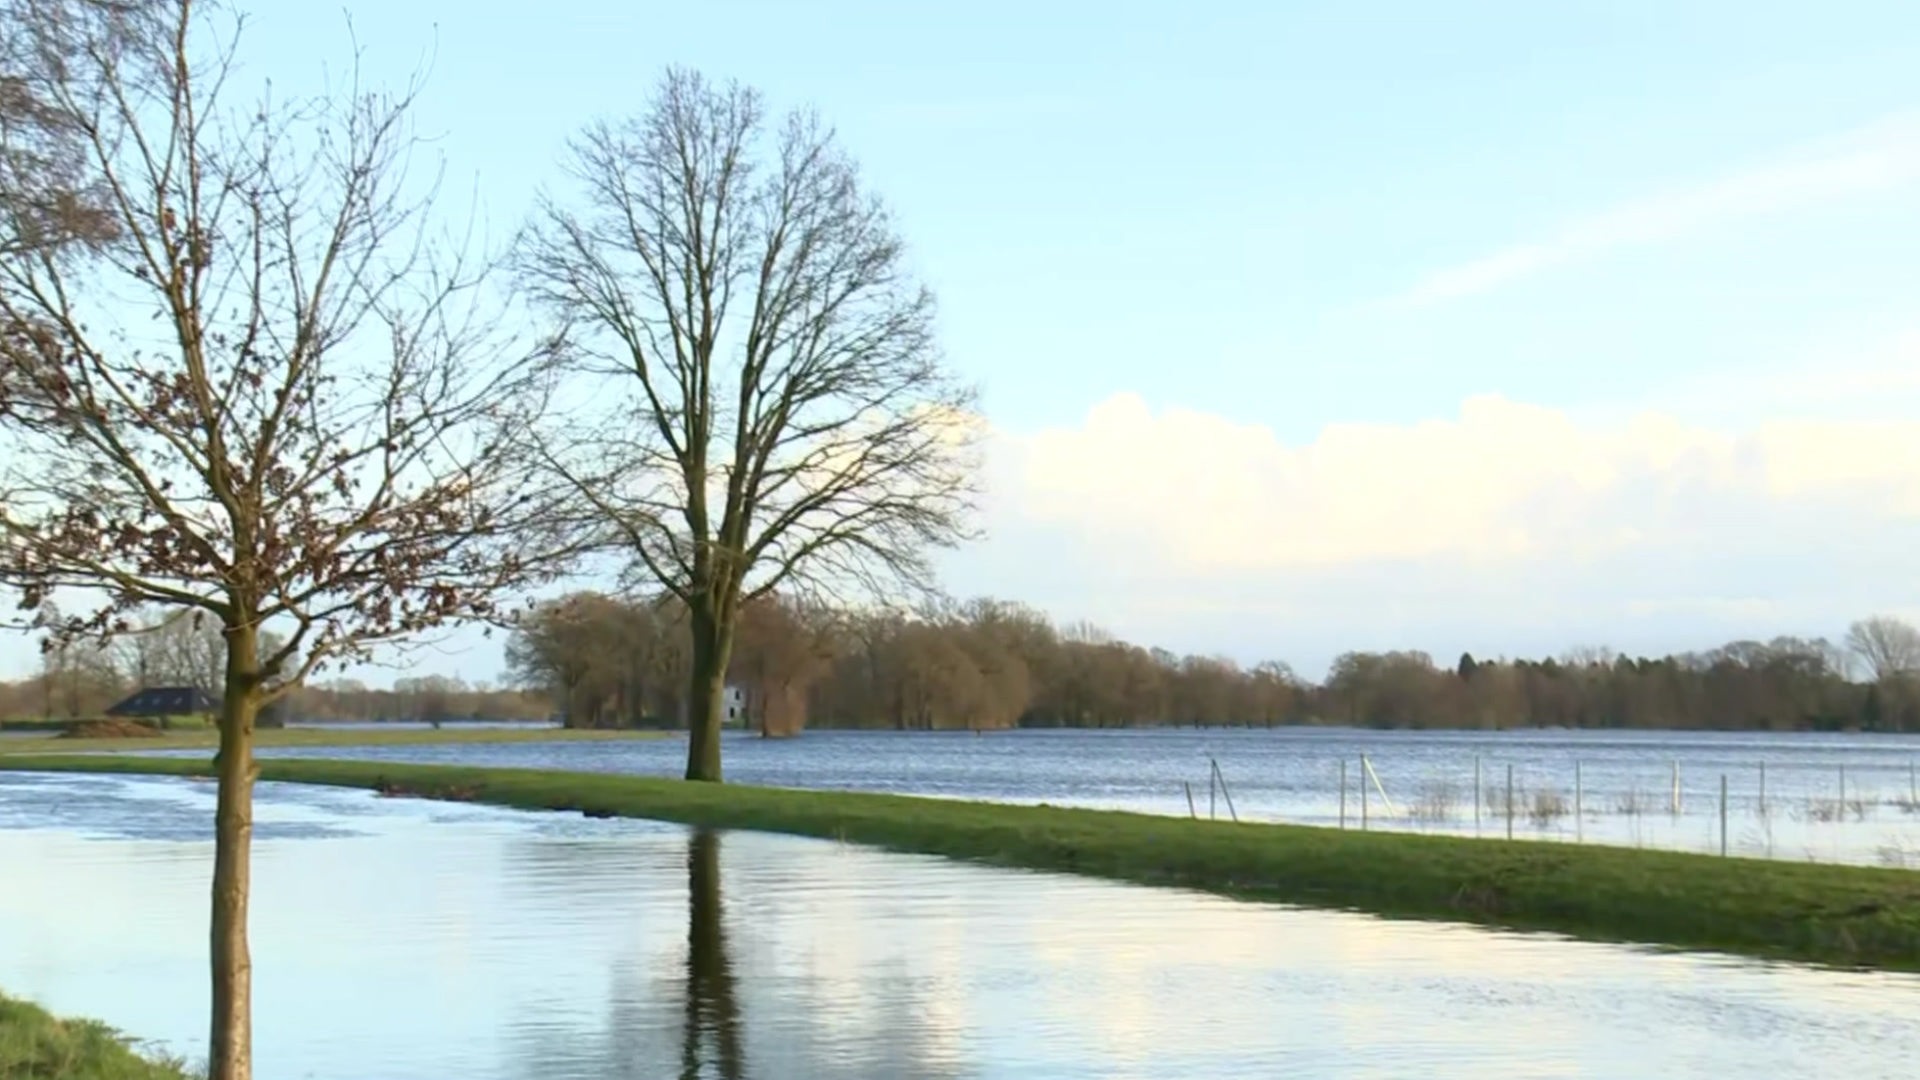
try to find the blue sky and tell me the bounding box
[9,0,1920,682]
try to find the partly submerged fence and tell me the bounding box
[1187,752,1920,868]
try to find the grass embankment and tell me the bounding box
[5,755,1920,971]
[0,717,212,734]
[0,726,664,757]
[0,993,191,1080]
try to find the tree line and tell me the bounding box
[504,593,1920,734]
[15,601,1917,735]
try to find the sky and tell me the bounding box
[10,0,1920,683]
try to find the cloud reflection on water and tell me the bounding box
[1,773,1918,1079]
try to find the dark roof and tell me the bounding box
[105,686,219,717]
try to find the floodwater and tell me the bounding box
[3,772,1920,1079]
[240,726,1920,866]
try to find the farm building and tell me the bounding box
[103,686,286,728]
[105,686,217,720]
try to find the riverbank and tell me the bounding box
[0,726,665,756]
[4,754,1919,971]
[0,992,192,1079]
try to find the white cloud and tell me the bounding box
[994,391,1920,573]
[944,382,1920,667]
[1396,112,1920,305]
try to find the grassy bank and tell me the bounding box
[0,726,665,756]
[5,756,1920,971]
[0,993,192,1079]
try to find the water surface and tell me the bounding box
[230,726,1920,865]
[3,771,1919,1078]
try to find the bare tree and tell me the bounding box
[0,3,561,1076]
[1249,660,1298,726]
[1560,644,1618,669]
[504,592,607,725]
[505,590,690,728]
[731,593,832,737]
[1847,615,1920,682]
[36,604,123,715]
[115,608,284,693]
[519,67,980,781]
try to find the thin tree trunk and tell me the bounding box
[685,610,730,782]
[210,621,260,1080]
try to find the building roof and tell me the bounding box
[105,686,219,717]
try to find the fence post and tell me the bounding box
[1670,760,1681,816]
[1361,755,1370,831]
[1184,782,1196,819]
[1758,761,1766,818]
[1474,755,1482,835]
[1212,758,1239,823]
[1339,760,1347,829]
[1362,756,1400,819]
[1575,760,1583,844]
[1719,773,1728,857]
[1839,763,1846,808]
[1505,763,1514,841]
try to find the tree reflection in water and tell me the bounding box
[497,826,968,1079]
[681,829,743,1080]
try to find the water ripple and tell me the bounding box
[2,770,1919,1079]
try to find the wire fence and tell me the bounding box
[1185,752,1920,868]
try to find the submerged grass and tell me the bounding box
[0,726,664,757]
[0,993,193,1079]
[5,755,1920,972]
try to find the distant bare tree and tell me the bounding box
[0,3,561,1076]
[393,674,462,726]
[115,609,285,694]
[506,590,689,728]
[1560,644,1618,669]
[519,66,980,781]
[36,601,122,715]
[731,593,835,736]
[1249,660,1299,726]
[1847,615,1920,682]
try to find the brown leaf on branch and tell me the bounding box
[0,3,577,1077]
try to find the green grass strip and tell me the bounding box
[0,993,192,1080]
[5,754,1920,972]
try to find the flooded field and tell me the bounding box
[233,726,1920,866]
[3,769,1919,1078]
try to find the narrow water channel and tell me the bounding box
[2,771,1916,1078]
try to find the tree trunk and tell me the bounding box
[685,609,732,782]
[210,621,260,1080]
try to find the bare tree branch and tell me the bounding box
[518,67,980,781]
[0,4,572,1076]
